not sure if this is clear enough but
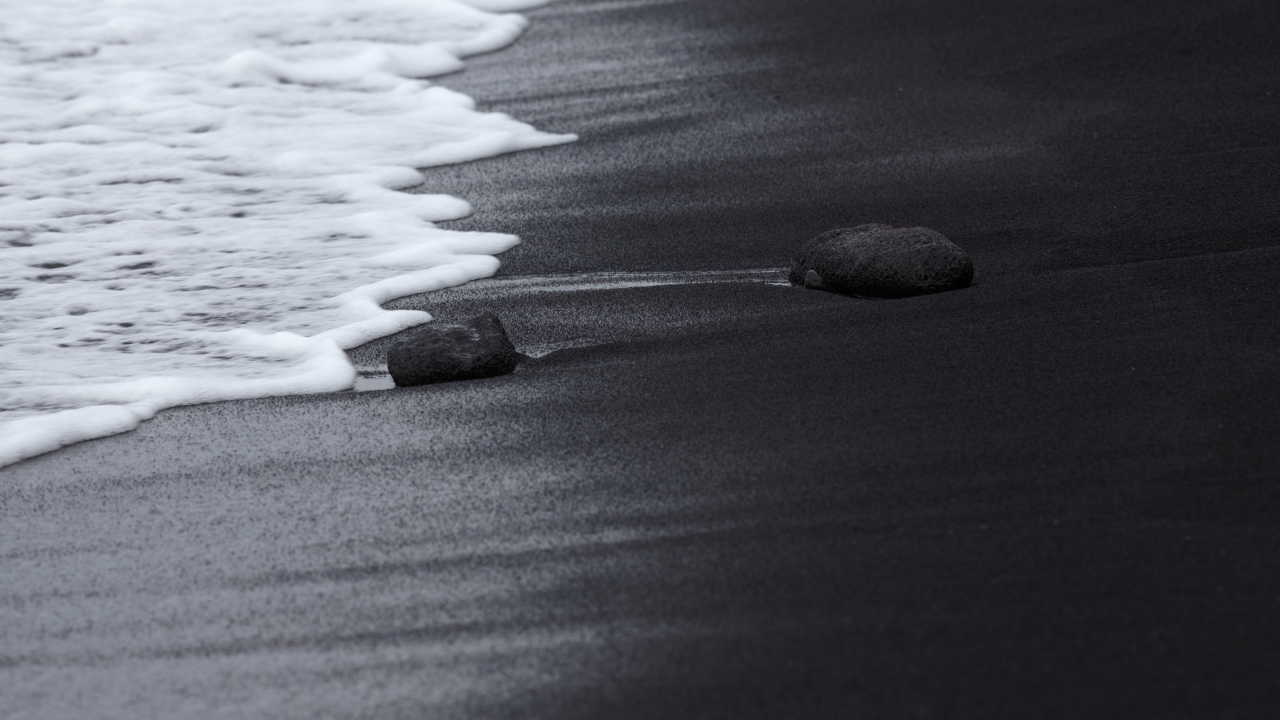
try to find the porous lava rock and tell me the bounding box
[387,313,518,387]
[789,224,974,298]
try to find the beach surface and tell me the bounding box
[5,0,1280,717]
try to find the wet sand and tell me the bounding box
[5,0,1280,717]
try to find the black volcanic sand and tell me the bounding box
[5,1,1280,718]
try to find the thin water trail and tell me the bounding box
[424,267,790,296]
[0,0,574,467]
[347,267,791,388]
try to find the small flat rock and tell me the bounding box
[387,313,518,387]
[789,224,974,298]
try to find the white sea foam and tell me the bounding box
[0,0,574,467]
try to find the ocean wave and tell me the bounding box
[0,0,575,467]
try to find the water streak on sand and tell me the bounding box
[0,0,573,467]
[350,268,791,387]
[421,267,791,296]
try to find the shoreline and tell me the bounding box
[5,0,1280,717]
[0,0,574,470]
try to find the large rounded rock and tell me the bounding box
[387,313,518,387]
[789,224,974,298]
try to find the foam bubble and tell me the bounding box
[0,0,575,467]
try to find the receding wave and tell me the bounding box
[0,0,575,467]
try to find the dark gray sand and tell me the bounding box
[5,0,1280,717]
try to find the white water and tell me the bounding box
[0,0,574,467]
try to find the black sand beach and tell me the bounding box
[5,0,1280,717]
